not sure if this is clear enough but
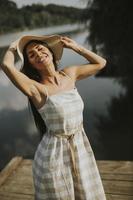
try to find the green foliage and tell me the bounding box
[0,1,83,34]
[82,0,133,77]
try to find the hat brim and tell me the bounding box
[16,34,63,66]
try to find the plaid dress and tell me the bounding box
[32,71,106,200]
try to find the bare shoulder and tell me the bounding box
[62,66,77,81]
[62,61,106,81]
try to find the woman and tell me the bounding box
[1,34,107,200]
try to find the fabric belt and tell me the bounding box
[49,122,83,177]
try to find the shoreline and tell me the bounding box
[0,23,86,48]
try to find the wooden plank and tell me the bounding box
[4,175,33,187]
[0,192,34,200]
[97,160,133,174]
[8,165,33,179]
[22,160,133,174]
[106,194,133,200]
[0,193,132,200]
[5,170,33,187]
[1,158,133,200]
[0,157,23,187]
[0,183,34,195]
[21,159,133,175]
[103,180,133,195]
[100,173,133,181]
[21,160,33,166]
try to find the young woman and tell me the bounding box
[1,34,107,200]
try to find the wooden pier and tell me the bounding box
[0,156,133,200]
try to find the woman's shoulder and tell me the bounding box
[59,67,76,82]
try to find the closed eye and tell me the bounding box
[38,47,43,51]
[29,53,34,58]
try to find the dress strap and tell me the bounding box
[60,70,76,89]
[60,70,74,81]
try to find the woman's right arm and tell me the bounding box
[1,43,40,98]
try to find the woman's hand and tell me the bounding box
[60,36,79,50]
[2,39,19,68]
[60,36,107,66]
[8,39,19,52]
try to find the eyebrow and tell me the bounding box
[27,44,41,54]
[27,50,34,55]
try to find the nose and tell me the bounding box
[34,49,42,57]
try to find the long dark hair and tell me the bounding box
[20,40,58,140]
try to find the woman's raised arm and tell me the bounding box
[61,36,107,81]
[1,41,40,97]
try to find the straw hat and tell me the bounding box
[16,34,64,66]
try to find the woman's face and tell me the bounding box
[26,42,53,69]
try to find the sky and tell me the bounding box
[12,0,88,8]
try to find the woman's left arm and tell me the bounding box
[61,36,107,81]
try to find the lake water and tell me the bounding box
[0,23,84,47]
[0,24,127,170]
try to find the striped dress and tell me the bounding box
[32,70,106,200]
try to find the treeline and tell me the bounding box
[0,0,84,34]
[81,0,133,77]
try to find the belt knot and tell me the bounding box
[49,122,83,177]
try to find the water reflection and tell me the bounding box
[84,0,133,160]
[95,81,132,160]
[0,25,125,170]
[0,107,39,168]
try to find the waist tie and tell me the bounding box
[49,122,83,177]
